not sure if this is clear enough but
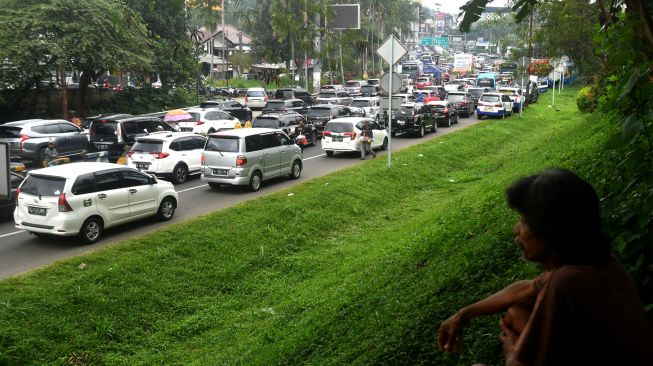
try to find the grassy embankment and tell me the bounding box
[0,87,608,365]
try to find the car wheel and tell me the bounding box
[171,164,188,185]
[289,160,302,179]
[157,197,176,221]
[477,113,483,120]
[208,128,216,134]
[208,182,221,190]
[325,150,334,157]
[311,131,318,146]
[248,171,262,192]
[446,116,452,127]
[79,216,103,244]
[418,124,425,138]
[381,137,388,150]
[456,115,460,124]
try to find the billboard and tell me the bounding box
[328,4,360,30]
[453,53,473,73]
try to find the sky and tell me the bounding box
[420,0,510,16]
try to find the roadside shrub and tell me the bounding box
[575,86,596,112]
[110,87,196,115]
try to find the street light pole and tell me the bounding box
[222,0,227,86]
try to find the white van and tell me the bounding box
[245,87,268,110]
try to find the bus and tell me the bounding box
[476,72,497,90]
[401,60,423,81]
[499,61,518,74]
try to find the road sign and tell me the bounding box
[434,36,449,47]
[376,35,407,66]
[420,37,434,46]
[380,72,403,94]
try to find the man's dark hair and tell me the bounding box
[506,168,611,266]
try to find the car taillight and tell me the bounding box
[150,152,169,159]
[196,120,205,125]
[58,193,73,212]
[201,153,206,165]
[244,96,248,103]
[264,95,268,102]
[495,103,502,107]
[344,131,357,140]
[460,101,468,106]
[443,108,449,114]
[127,151,134,158]
[236,155,247,166]
[19,134,29,152]
[15,187,21,200]
[323,131,332,136]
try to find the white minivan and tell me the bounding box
[14,163,179,243]
[245,87,268,110]
[321,117,388,157]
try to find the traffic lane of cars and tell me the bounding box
[0,114,479,280]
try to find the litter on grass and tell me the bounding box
[288,193,294,196]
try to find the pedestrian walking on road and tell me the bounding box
[44,140,59,167]
[359,120,376,160]
[293,119,307,153]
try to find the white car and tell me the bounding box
[315,90,353,106]
[245,87,268,110]
[351,97,381,121]
[127,132,207,184]
[476,93,514,119]
[14,163,178,243]
[497,87,525,112]
[177,107,241,134]
[322,117,388,157]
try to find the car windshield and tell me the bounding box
[177,112,199,123]
[0,126,21,138]
[477,78,495,88]
[319,92,336,98]
[205,136,239,152]
[20,174,66,197]
[467,89,484,96]
[400,106,414,114]
[275,90,293,99]
[480,95,501,102]
[199,101,225,109]
[345,82,360,87]
[90,121,118,137]
[361,86,376,93]
[131,140,163,153]
[448,94,465,101]
[430,104,446,110]
[264,101,286,110]
[308,108,331,117]
[324,122,354,133]
[252,117,280,129]
[499,90,516,95]
[247,90,266,97]
[351,100,371,108]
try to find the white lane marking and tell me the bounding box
[0,230,25,238]
[177,184,208,193]
[304,154,326,161]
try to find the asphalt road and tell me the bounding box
[0,112,482,279]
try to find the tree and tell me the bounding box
[0,0,154,118]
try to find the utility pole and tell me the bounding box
[525,4,534,106]
[222,0,227,86]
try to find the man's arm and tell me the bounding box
[438,279,536,352]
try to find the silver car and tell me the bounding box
[0,119,89,165]
[201,128,303,192]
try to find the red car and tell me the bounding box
[415,77,432,89]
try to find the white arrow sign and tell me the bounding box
[376,35,407,65]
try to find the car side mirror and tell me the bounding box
[148,176,157,184]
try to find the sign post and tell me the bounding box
[518,56,529,118]
[0,142,9,200]
[376,35,407,169]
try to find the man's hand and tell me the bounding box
[437,312,465,353]
[498,318,518,357]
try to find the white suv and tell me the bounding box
[127,132,207,184]
[14,163,178,243]
[177,107,241,135]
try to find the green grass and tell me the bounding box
[0,87,608,365]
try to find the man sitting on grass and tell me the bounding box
[438,168,652,365]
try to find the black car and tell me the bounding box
[467,88,488,108]
[89,116,176,162]
[274,87,314,106]
[446,92,475,117]
[199,100,253,122]
[84,113,133,129]
[428,101,459,127]
[262,99,309,115]
[0,172,24,217]
[390,103,438,137]
[306,104,360,136]
[251,112,319,146]
[360,85,381,97]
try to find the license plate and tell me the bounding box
[135,162,149,170]
[28,206,46,216]
[332,136,343,142]
[96,144,109,150]
[180,128,193,132]
[213,169,229,175]
[484,107,492,111]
